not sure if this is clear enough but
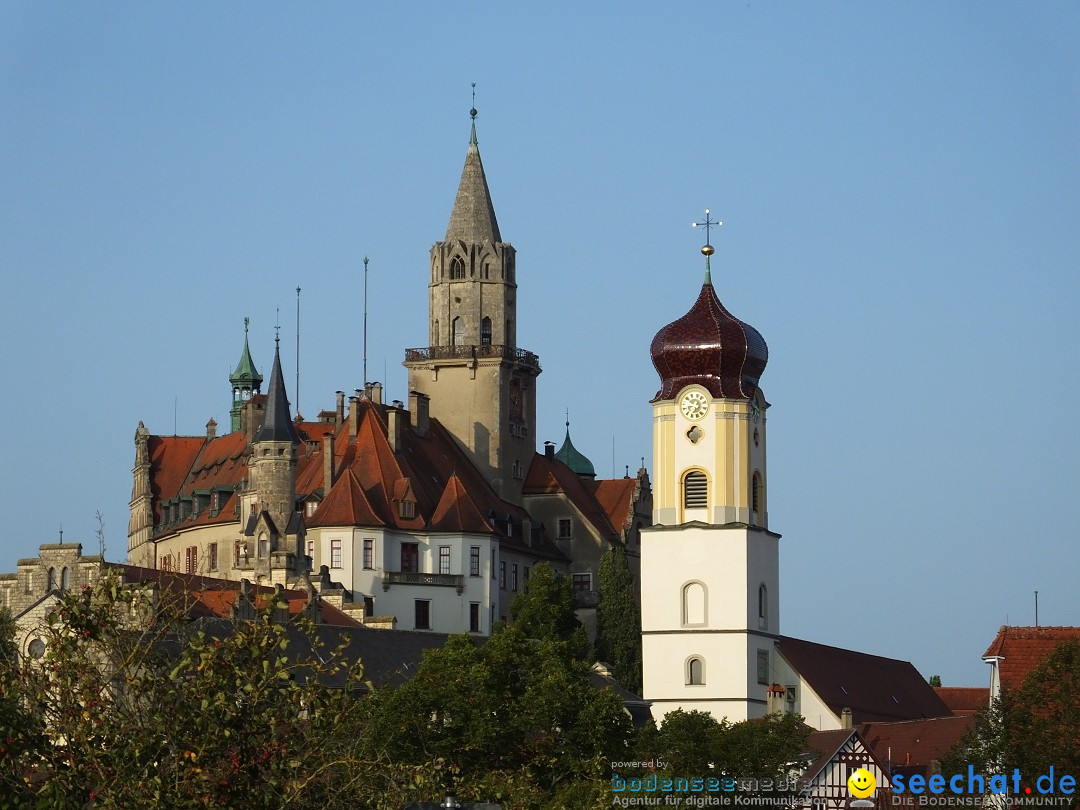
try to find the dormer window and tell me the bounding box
[398,500,416,520]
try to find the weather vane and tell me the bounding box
[470,82,477,119]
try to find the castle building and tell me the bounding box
[125,109,649,636]
[640,229,949,729]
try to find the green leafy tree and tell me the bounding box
[360,625,633,807]
[595,545,642,693]
[943,639,1080,792]
[0,572,435,810]
[509,562,590,661]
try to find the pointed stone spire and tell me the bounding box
[445,106,501,244]
[253,337,300,444]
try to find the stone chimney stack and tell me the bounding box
[408,390,430,437]
[335,391,345,427]
[206,418,217,440]
[370,382,383,405]
[387,406,404,453]
[348,395,360,442]
[322,432,336,492]
[544,441,555,460]
[841,707,853,729]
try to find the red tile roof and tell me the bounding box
[309,468,385,528]
[591,478,637,536]
[857,715,976,775]
[148,436,206,523]
[933,686,989,716]
[524,453,620,541]
[777,636,951,724]
[982,626,1080,692]
[429,472,495,534]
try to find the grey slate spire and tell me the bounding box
[253,338,300,444]
[444,107,501,244]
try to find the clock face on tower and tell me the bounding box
[679,389,710,421]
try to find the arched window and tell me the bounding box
[450,256,466,280]
[752,472,762,517]
[61,567,71,590]
[758,583,768,630]
[683,471,707,510]
[47,568,57,591]
[481,317,492,346]
[433,320,440,346]
[451,317,463,346]
[686,656,705,686]
[682,581,707,626]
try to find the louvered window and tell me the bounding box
[683,471,708,509]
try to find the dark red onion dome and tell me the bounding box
[650,280,768,402]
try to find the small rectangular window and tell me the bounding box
[511,563,518,592]
[469,603,481,633]
[499,561,506,589]
[415,600,431,630]
[523,566,530,592]
[401,543,418,574]
[331,539,343,569]
[306,538,314,562]
[757,650,769,685]
[208,542,218,572]
[491,549,497,579]
[439,546,451,575]
[363,538,374,570]
[469,546,481,577]
[572,572,592,591]
[558,518,572,540]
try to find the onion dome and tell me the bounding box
[650,260,768,402]
[554,421,596,479]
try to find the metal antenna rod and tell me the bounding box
[1035,590,1039,627]
[363,256,369,388]
[296,286,301,418]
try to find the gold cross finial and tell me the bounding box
[692,208,722,256]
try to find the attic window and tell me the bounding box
[398,500,415,519]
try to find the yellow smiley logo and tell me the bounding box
[847,768,876,798]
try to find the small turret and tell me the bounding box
[230,318,263,432]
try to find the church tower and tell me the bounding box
[230,317,263,433]
[640,215,780,724]
[404,107,540,504]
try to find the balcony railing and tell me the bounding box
[382,571,465,594]
[574,590,601,608]
[404,344,541,371]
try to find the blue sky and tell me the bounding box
[1,2,1077,687]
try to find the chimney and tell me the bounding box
[206,418,217,440]
[370,382,383,405]
[522,516,533,547]
[544,441,555,460]
[408,390,430,436]
[841,707,853,729]
[387,406,404,453]
[322,432,336,492]
[335,391,345,426]
[348,395,360,441]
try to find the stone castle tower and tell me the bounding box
[404,108,540,504]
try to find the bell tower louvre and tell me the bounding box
[404,105,541,505]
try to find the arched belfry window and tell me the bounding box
[451,317,463,347]
[682,581,707,627]
[683,471,707,510]
[433,320,440,346]
[686,656,705,686]
[758,583,768,630]
[752,472,763,517]
[61,567,71,590]
[481,317,492,346]
[47,568,57,591]
[450,256,466,280]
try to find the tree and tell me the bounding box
[943,640,1080,794]
[509,562,590,661]
[595,545,642,693]
[0,572,431,810]
[359,625,633,807]
[929,674,942,687]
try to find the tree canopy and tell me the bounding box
[595,545,642,694]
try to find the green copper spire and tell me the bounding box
[554,417,596,479]
[229,317,263,433]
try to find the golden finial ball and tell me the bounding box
[701,244,715,257]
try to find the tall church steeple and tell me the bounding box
[230,318,263,433]
[404,105,541,504]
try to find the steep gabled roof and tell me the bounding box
[590,478,638,537]
[309,468,384,528]
[982,626,1080,692]
[147,435,206,523]
[429,472,495,534]
[857,716,975,776]
[524,452,619,541]
[777,636,951,724]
